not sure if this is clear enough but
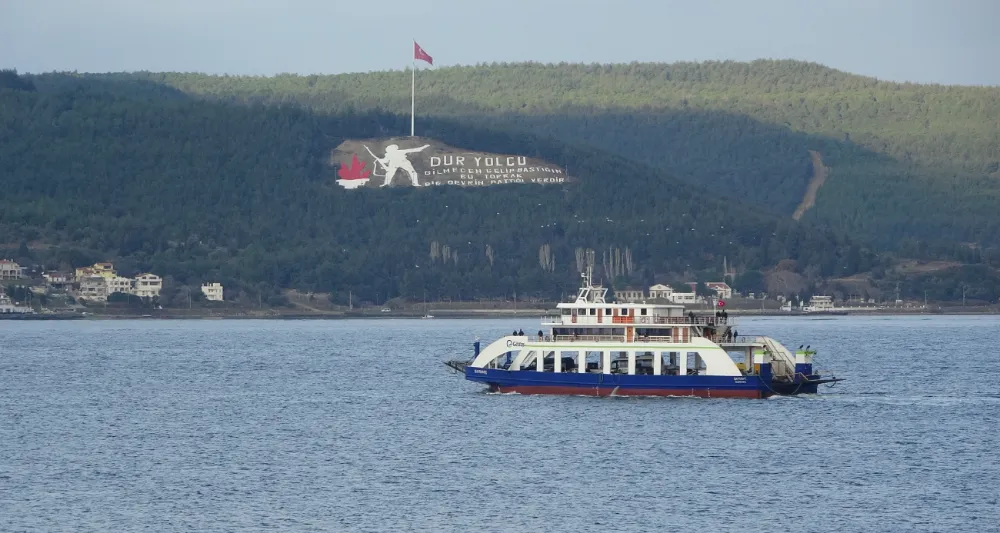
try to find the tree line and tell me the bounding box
[1,72,887,304]
[35,60,999,252]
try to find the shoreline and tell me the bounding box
[3,306,998,320]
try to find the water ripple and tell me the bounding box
[1,316,999,532]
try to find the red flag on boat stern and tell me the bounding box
[414,41,433,65]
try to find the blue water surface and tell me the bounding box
[1,316,998,532]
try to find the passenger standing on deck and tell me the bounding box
[518,328,524,336]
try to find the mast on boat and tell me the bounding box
[575,265,607,304]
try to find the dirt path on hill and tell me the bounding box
[792,150,828,221]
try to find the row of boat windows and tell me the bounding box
[561,308,650,316]
[502,351,708,376]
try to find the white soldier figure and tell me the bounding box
[368,143,430,187]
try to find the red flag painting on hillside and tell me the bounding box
[414,41,433,65]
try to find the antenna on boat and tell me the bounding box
[575,264,606,304]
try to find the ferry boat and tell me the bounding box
[447,269,842,399]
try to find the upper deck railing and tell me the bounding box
[530,334,765,345]
[541,315,733,326]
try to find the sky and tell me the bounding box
[2,0,998,86]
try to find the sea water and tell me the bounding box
[1,316,998,532]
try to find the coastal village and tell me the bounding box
[0,259,224,315]
[612,282,898,313]
[613,282,733,304]
[2,257,933,317]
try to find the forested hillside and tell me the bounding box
[1,72,878,304]
[50,60,1000,250]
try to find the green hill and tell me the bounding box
[50,60,1000,251]
[0,71,877,305]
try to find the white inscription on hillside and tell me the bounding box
[425,155,565,186]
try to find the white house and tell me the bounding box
[669,292,697,304]
[686,281,733,299]
[201,282,224,302]
[79,277,109,301]
[614,288,644,303]
[803,295,835,312]
[43,272,72,287]
[133,273,162,299]
[648,284,674,299]
[0,259,24,280]
[0,294,32,313]
[107,276,134,295]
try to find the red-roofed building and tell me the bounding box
[706,282,733,299]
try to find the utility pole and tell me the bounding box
[963,285,967,306]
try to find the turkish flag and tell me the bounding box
[414,41,433,65]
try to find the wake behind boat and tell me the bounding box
[446,268,842,399]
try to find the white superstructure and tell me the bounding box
[468,268,801,380]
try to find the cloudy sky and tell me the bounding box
[2,0,997,85]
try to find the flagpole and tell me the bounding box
[410,49,415,137]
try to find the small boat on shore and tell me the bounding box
[446,269,842,399]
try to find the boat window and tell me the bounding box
[687,352,706,375]
[541,351,557,372]
[661,352,680,375]
[519,350,538,371]
[610,351,629,374]
[561,309,571,316]
[622,309,630,316]
[585,351,602,373]
[636,327,666,338]
[559,351,579,373]
[726,350,748,374]
[606,308,612,315]
[589,308,596,316]
[640,308,648,316]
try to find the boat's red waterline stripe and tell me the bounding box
[490,384,766,399]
